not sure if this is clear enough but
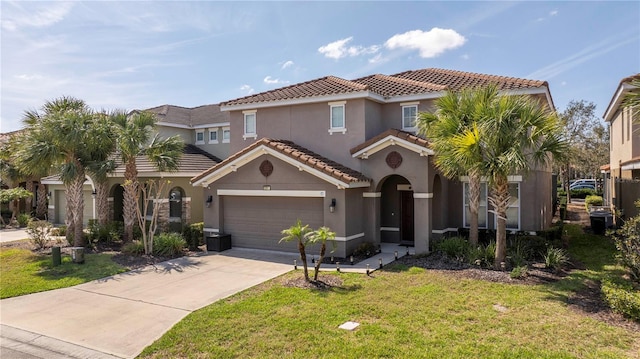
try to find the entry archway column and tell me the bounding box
[363,192,381,248]
[413,192,432,254]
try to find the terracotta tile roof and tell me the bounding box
[620,156,640,167]
[145,104,229,127]
[192,138,370,185]
[220,68,548,108]
[352,74,446,97]
[113,144,220,175]
[220,76,368,107]
[0,129,24,144]
[350,129,430,155]
[391,68,547,91]
[600,164,610,171]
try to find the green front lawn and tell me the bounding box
[0,247,127,299]
[140,224,640,359]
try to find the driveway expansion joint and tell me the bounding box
[71,288,193,312]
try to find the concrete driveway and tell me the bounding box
[0,228,29,243]
[0,249,296,359]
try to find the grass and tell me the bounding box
[0,246,127,299]
[140,224,640,359]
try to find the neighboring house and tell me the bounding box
[45,104,227,227]
[191,68,556,257]
[601,74,640,220]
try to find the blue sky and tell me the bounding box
[1,1,639,133]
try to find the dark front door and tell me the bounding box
[400,191,414,245]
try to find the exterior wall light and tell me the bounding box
[205,195,213,208]
[91,189,97,198]
[263,185,271,191]
[329,198,336,213]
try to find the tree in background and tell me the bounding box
[556,100,606,191]
[110,110,183,241]
[0,188,33,226]
[15,97,111,246]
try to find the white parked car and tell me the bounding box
[569,179,596,190]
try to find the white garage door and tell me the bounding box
[222,196,324,252]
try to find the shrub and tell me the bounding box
[26,220,52,249]
[87,220,122,247]
[182,222,204,251]
[610,215,640,281]
[122,240,145,256]
[480,241,496,267]
[601,279,640,321]
[569,188,597,199]
[585,195,604,211]
[436,237,470,261]
[50,225,67,237]
[352,242,377,257]
[510,265,528,279]
[153,232,186,257]
[544,247,569,272]
[17,213,32,227]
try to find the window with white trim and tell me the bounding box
[328,101,346,134]
[208,128,219,144]
[222,127,230,143]
[463,182,487,228]
[195,130,205,145]
[402,105,418,130]
[243,111,257,140]
[505,183,520,230]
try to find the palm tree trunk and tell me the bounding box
[25,180,34,215]
[123,160,138,242]
[298,240,310,282]
[490,176,510,269]
[468,169,481,246]
[95,180,110,226]
[36,183,47,219]
[68,173,86,247]
[65,187,75,245]
[314,242,327,281]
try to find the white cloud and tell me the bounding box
[15,74,44,81]
[550,10,558,16]
[461,54,470,60]
[368,53,384,64]
[240,85,254,94]
[2,2,74,31]
[263,76,289,85]
[281,60,294,69]
[318,37,380,59]
[384,28,466,58]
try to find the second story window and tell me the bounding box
[402,103,418,131]
[222,127,230,143]
[208,128,219,144]
[328,101,346,134]
[243,110,257,140]
[195,130,205,145]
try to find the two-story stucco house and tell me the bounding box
[601,74,640,220]
[44,104,227,227]
[191,68,556,257]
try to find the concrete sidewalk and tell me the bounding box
[0,244,411,358]
[0,228,29,243]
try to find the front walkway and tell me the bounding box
[0,242,412,358]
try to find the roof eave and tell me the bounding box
[352,135,434,159]
[604,83,636,122]
[220,91,383,111]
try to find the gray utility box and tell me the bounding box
[589,210,613,235]
[71,247,85,264]
[206,234,232,252]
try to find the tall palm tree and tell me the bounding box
[110,110,183,241]
[16,97,102,245]
[86,112,117,226]
[477,93,567,268]
[418,86,499,246]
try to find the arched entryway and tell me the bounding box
[111,184,124,222]
[379,175,414,245]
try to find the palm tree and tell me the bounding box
[15,97,100,246]
[86,112,117,226]
[418,86,499,246]
[477,93,567,268]
[307,226,336,281]
[110,110,183,241]
[280,219,312,282]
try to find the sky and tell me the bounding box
[1,1,639,133]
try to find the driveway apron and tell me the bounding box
[0,250,293,358]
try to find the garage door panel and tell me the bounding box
[223,197,323,252]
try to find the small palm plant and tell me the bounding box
[308,226,336,281]
[280,220,312,282]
